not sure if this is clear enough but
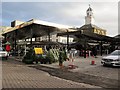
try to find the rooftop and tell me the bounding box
[2,19,73,34]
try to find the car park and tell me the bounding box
[101,50,120,66]
[0,47,8,60]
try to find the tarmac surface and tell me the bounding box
[1,56,120,89]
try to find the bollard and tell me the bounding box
[59,63,63,69]
[92,55,94,58]
[68,55,75,69]
[72,58,74,62]
[86,54,89,58]
[91,60,96,65]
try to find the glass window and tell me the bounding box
[0,47,3,51]
[111,50,120,55]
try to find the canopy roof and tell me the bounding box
[2,19,73,34]
[17,41,63,46]
[2,19,76,40]
[78,24,106,31]
[57,30,116,42]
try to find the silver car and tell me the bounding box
[0,47,8,60]
[101,50,120,66]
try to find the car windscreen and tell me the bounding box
[111,50,120,55]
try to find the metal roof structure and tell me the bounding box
[2,19,73,34]
[17,41,63,46]
[78,24,106,31]
[2,19,76,41]
[57,30,115,42]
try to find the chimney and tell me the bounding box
[11,20,24,27]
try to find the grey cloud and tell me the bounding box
[2,2,118,36]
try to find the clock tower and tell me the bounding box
[85,4,94,24]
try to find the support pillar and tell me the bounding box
[67,30,69,50]
[30,27,33,48]
[35,37,37,41]
[14,30,17,56]
[100,41,103,56]
[48,30,50,48]
[4,34,7,43]
[84,37,87,58]
[48,32,50,42]
[4,34,7,48]
[24,39,27,56]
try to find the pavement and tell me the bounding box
[40,56,119,80]
[41,56,102,70]
[1,55,119,89]
[31,56,119,89]
[2,56,102,89]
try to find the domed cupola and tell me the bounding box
[87,5,92,12]
[86,4,93,16]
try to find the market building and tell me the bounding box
[1,18,76,56]
[57,5,118,57]
[80,5,106,35]
[1,5,119,57]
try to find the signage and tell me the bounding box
[94,29,106,35]
[34,48,43,54]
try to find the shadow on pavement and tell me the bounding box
[29,65,119,89]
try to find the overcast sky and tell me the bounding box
[1,2,118,37]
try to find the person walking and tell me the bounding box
[92,46,97,58]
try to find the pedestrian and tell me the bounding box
[92,46,97,58]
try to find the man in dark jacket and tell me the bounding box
[92,46,97,58]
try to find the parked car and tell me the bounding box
[0,47,8,60]
[101,50,120,66]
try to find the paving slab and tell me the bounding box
[2,59,101,88]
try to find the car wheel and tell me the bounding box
[103,63,107,67]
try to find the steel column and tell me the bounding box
[48,30,50,48]
[14,30,17,56]
[30,27,33,48]
[67,30,69,50]
[84,37,87,58]
[100,41,103,56]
